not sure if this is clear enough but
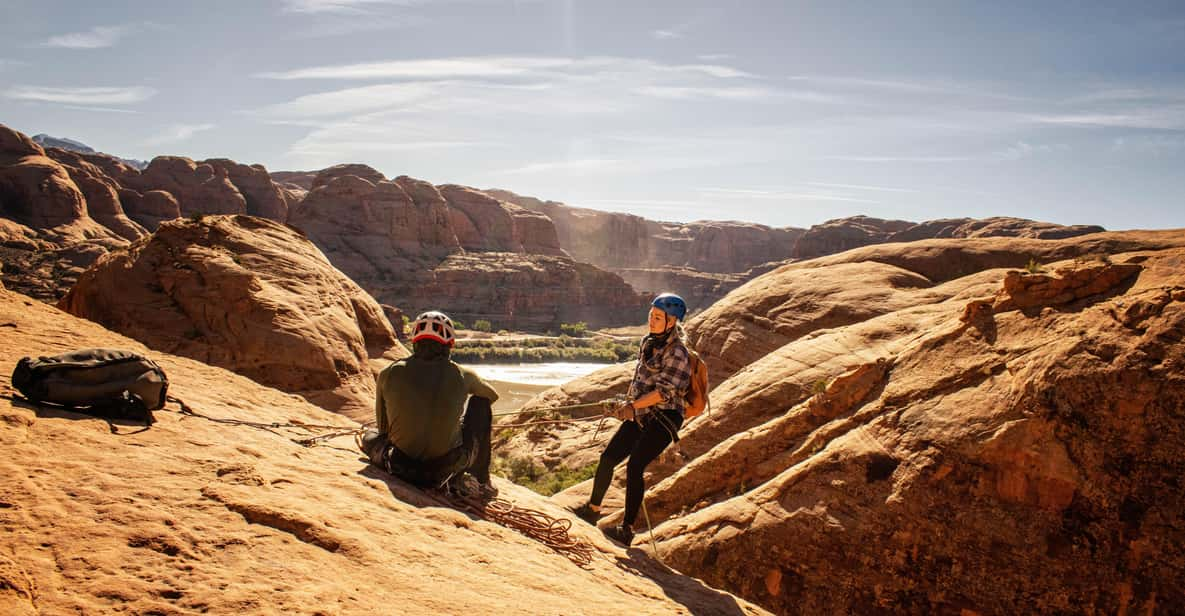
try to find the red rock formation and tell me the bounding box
[129,156,247,217]
[0,125,134,299]
[44,147,146,241]
[311,163,386,189]
[518,230,1185,614]
[59,214,406,419]
[289,171,638,330]
[438,184,565,255]
[0,126,88,230]
[489,189,803,275]
[796,215,1107,260]
[615,267,744,311]
[202,159,289,221]
[428,253,643,330]
[118,189,181,231]
[271,169,318,190]
[792,215,915,259]
[645,246,1185,614]
[889,216,1106,242]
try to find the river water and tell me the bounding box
[467,362,612,386]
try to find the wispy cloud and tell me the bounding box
[259,54,771,164]
[258,82,439,117]
[1026,111,1185,130]
[1111,135,1185,155]
[993,141,1068,161]
[0,59,24,71]
[696,53,733,62]
[818,154,975,163]
[5,85,157,105]
[803,181,920,194]
[652,29,681,40]
[697,186,877,204]
[43,24,142,49]
[633,85,782,101]
[142,123,216,146]
[286,15,431,38]
[500,158,622,175]
[257,56,571,80]
[281,0,406,14]
[58,104,143,114]
[256,56,755,80]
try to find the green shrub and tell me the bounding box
[1025,258,1044,274]
[493,456,598,496]
[473,319,492,332]
[559,322,588,337]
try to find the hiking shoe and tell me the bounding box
[571,503,601,525]
[474,480,499,499]
[444,474,478,498]
[602,524,634,547]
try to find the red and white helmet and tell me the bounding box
[410,311,456,346]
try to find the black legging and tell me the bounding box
[589,409,683,527]
[362,396,493,487]
[460,396,493,483]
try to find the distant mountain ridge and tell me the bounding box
[31,133,149,170]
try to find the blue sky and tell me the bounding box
[1,0,1183,230]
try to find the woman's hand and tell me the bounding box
[613,402,635,421]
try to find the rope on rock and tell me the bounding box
[490,398,622,418]
[165,395,366,446]
[443,492,595,566]
[494,415,605,429]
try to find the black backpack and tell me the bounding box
[11,348,168,425]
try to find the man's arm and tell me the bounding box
[375,369,389,435]
[465,369,500,403]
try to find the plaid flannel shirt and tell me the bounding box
[628,336,692,416]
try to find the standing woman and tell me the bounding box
[573,293,692,546]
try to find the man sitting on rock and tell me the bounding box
[360,310,499,496]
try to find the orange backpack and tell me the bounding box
[684,349,710,418]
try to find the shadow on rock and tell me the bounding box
[614,549,750,616]
[4,394,153,435]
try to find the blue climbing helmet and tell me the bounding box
[651,293,687,321]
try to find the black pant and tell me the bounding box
[589,409,683,527]
[362,396,493,487]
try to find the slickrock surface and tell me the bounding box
[525,231,1185,614]
[59,215,406,419]
[518,233,1185,477]
[0,287,766,616]
[649,249,1184,614]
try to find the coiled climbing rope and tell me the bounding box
[443,492,595,566]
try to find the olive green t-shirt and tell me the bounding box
[374,356,500,460]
